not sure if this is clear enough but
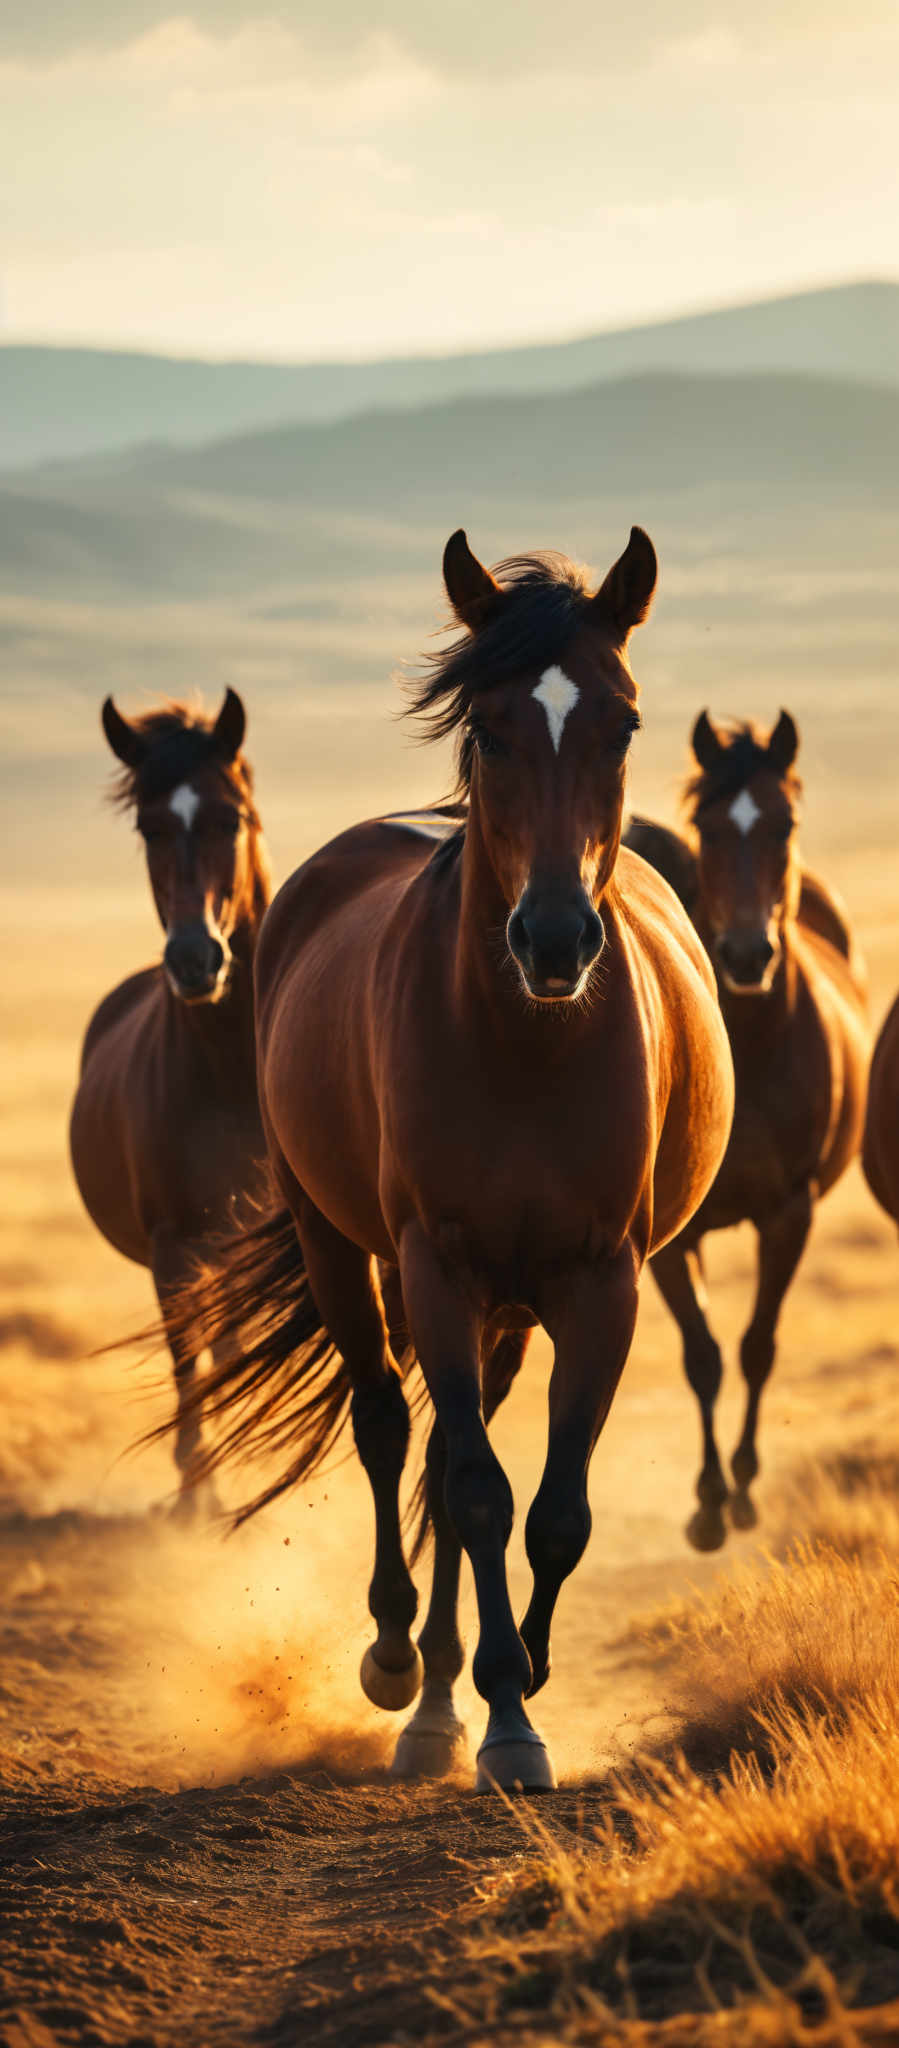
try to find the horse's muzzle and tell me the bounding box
[715,929,778,993]
[507,891,605,1002]
[164,926,227,1002]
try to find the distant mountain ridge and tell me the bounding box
[2,280,897,471]
[4,366,897,601]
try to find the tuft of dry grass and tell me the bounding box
[425,1459,899,2045]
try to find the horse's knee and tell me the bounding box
[351,1371,410,1483]
[684,1333,723,1408]
[525,1488,591,1585]
[740,1324,776,1390]
[445,1441,514,1552]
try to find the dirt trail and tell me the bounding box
[3,1167,898,2045]
[2,901,899,2044]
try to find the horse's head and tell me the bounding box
[436,527,656,1002]
[103,689,268,1003]
[687,710,801,995]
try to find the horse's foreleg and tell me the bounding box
[398,1225,548,1792]
[391,1327,530,1781]
[520,1245,639,1698]
[731,1186,813,1525]
[297,1201,421,1710]
[650,1236,728,1551]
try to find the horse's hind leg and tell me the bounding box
[391,1328,530,1781]
[152,1232,215,1520]
[520,1246,638,1701]
[731,1187,813,1527]
[650,1236,729,1551]
[297,1200,421,1710]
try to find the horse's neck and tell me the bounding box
[454,800,605,1052]
[166,908,259,1072]
[720,922,800,1052]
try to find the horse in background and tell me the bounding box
[863,997,899,1231]
[157,527,734,1791]
[70,690,271,1513]
[626,711,869,1549]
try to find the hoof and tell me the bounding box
[476,1704,555,1792]
[360,1642,424,1712]
[390,1681,467,1779]
[729,1489,759,1531]
[686,1503,727,1552]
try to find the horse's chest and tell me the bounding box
[712,1007,834,1220]
[389,1066,649,1277]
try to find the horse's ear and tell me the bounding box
[101,696,148,768]
[212,687,246,761]
[591,526,657,641]
[443,529,503,632]
[768,709,799,773]
[692,709,724,771]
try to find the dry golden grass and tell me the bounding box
[430,1466,899,2045]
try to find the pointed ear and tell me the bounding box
[768,709,799,774]
[101,696,148,768]
[212,687,246,761]
[692,709,724,772]
[591,526,657,641]
[443,529,503,632]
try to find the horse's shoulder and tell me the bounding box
[614,847,718,999]
[260,814,459,962]
[79,967,161,1072]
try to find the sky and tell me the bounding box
[2,1,898,360]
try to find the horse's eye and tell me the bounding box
[472,724,504,759]
[612,716,641,757]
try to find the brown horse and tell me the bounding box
[863,996,899,1229]
[169,529,733,1790]
[70,691,271,1511]
[626,711,869,1549]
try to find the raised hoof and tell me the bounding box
[686,1503,727,1552]
[729,1489,759,1531]
[360,1643,424,1712]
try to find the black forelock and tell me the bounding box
[685,722,801,821]
[110,706,257,816]
[404,550,595,793]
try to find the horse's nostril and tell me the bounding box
[578,907,605,970]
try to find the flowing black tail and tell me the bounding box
[148,1201,352,1523]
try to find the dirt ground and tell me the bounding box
[1,847,898,2045]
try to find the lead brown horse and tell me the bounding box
[70,691,271,1511]
[168,529,733,1790]
[863,997,899,1229]
[627,711,869,1549]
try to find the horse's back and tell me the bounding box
[256,813,461,1012]
[864,993,899,1224]
[623,816,699,919]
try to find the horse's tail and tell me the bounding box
[149,1201,352,1523]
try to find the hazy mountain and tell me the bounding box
[3,280,897,470]
[4,368,897,604]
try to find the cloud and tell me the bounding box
[5,0,897,75]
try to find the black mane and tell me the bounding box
[111,704,260,821]
[685,721,801,820]
[405,551,594,792]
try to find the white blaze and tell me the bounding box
[729,788,762,836]
[169,782,200,831]
[532,666,580,754]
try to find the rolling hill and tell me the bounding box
[2,279,897,471]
